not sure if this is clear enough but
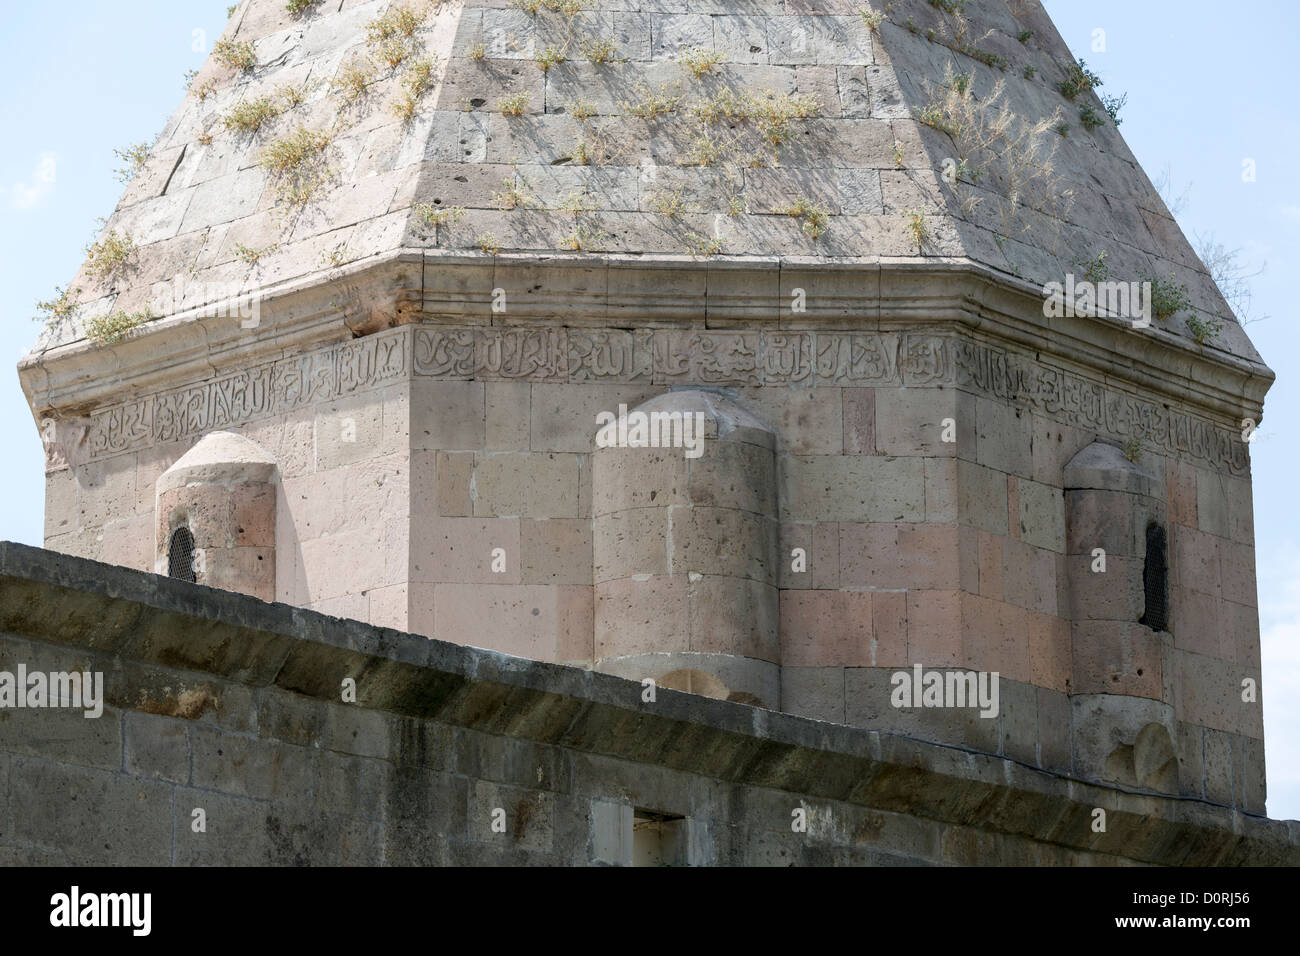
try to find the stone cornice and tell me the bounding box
[19,252,1273,437]
[0,540,1294,865]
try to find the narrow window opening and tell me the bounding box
[1140,523,1168,632]
[632,809,686,867]
[168,526,196,583]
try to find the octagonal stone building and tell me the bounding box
[21,0,1274,830]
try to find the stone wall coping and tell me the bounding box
[0,540,1294,865]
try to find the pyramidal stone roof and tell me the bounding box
[25,0,1267,375]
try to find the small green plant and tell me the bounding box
[1057,59,1102,100]
[904,209,927,248]
[952,72,972,96]
[1101,92,1127,126]
[929,0,966,12]
[414,203,466,227]
[1123,437,1141,463]
[1080,251,1108,283]
[366,3,425,45]
[376,35,414,70]
[684,129,732,167]
[493,165,534,209]
[583,38,620,64]
[183,68,199,90]
[35,286,79,324]
[859,8,883,32]
[193,77,218,101]
[197,129,215,146]
[917,103,961,137]
[892,139,905,167]
[476,233,501,255]
[498,92,531,116]
[1054,121,1069,136]
[286,0,317,14]
[1023,65,1036,79]
[1185,315,1222,345]
[333,57,375,105]
[561,223,607,251]
[85,307,154,345]
[213,39,257,72]
[678,47,724,78]
[926,28,936,41]
[278,80,315,108]
[727,195,745,217]
[785,198,830,239]
[558,192,597,216]
[320,244,349,267]
[751,91,821,146]
[113,143,151,182]
[649,188,687,218]
[468,43,487,61]
[391,56,436,122]
[234,242,277,264]
[227,4,237,17]
[1017,30,1034,43]
[535,46,567,71]
[687,233,725,256]
[260,124,333,206]
[85,230,136,281]
[620,83,682,120]
[1141,271,1193,321]
[568,99,597,120]
[1078,104,1105,131]
[223,96,281,134]
[904,17,919,34]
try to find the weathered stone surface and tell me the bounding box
[0,542,1293,866]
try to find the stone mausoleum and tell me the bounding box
[7,0,1295,864]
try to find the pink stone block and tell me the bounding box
[840,522,959,589]
[1173,586,1221,658]
[977,530,1003,600]
[231,482,276,548]
[842,387,876,455]
[906,589,961,667]
[595,576,689,659]
[1029,614,1071,693]
[1006,475,1020,540]
[781,590,874,667]
[872,590,908,667]
[367,583,409,632]
[411,517,521,584]
[1218,538,1257,608]
[1172,525,1220,598]
[556,585,594,664]
[1070,620,1164,700]
[1167,459,1198,527]
[1220,598,1259,668]
[961,594,1030,683]
[434,583,560,661]
[812,521,840,589]
[103,513,155,573]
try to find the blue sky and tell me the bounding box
[0,1,1296,819]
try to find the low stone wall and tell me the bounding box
[0,542,1293,866]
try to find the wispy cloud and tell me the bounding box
[1,152,58,209]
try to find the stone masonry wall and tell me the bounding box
[44,315,1265,811]
[0,542,1291,866]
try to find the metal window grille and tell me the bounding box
[1140,523,1168,632]
[168,527,196,583]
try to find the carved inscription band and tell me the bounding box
[84,325,1248,475]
